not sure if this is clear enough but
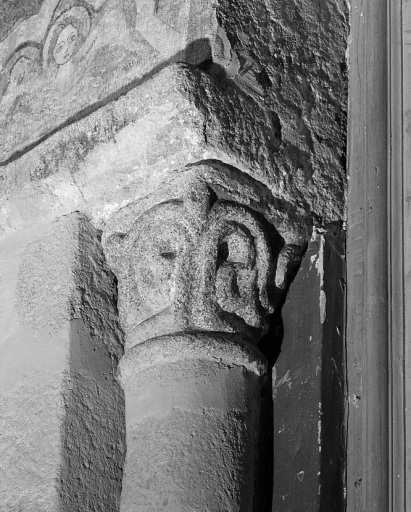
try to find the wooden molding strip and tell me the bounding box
[347,0,410,509]
[346,0,389,509]
[388,0,405,509]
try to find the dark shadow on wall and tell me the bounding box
[59,217,126,511]
[319,231,346,512]
[255,250,303,512]
[264,230,346,512]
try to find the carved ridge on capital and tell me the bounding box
[118,332,269,388]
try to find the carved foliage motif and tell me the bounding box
[105,180,277,347]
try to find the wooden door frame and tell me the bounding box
[346,0,407,509]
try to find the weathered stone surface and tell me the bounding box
[0,213,125,511]
[0,62,340,252]
[214,0,348,222]
[104,173,282,347]
[0,0,347,251]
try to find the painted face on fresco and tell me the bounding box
[53,24,78,66]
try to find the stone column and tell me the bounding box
[119,333,266,511]
[104,175,283,511]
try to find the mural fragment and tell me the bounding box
[0,0,214,163]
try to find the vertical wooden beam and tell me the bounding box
[388,0,404,509]
[346,0,389,510]
[348,0,411,508]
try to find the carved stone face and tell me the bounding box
[132,217,186,312]
[53,24,78,65]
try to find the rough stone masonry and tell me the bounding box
[0,0,348,510]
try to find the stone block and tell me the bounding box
[0,213,125,511]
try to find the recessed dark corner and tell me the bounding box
[217,240,229,265]
[339,149,347,171]
[271,111,282,139]
[339,60,348,77]
[206,185,218,208]
[258,280,286,363]
[257,68,272,90]
[258,240,306,366]
[325,220,345,238]
[258,304,285,368]
[197,59,232,86]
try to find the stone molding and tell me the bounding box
[118,332,268,387]
[347,0,411,509]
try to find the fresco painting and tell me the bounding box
[0,0,216,163]
[134,0,191,61]
[154,0,189,34]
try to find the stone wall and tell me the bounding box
[0,0,348,510]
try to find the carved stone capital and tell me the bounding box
[104,169,286,348]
